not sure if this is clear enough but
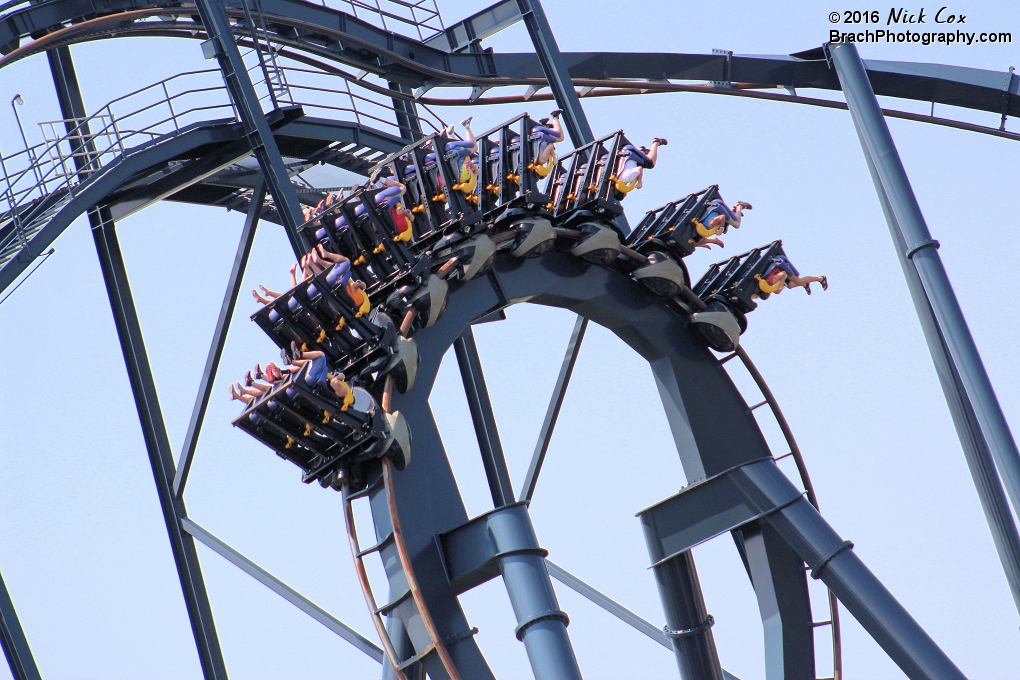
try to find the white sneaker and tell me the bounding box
[461,116,473,128]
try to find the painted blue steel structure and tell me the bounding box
[828,42,1020,616]
[0,1,1017,679]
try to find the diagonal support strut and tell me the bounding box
[0,571,42,680]
[174,179,267,498]
[454,327,514,507]
[193,0,308,254]
[180,518,384,663]
[47,45,228,680]
[519,315,587,502]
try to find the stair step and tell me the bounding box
[375,587,412,616]
[396,643,436,672]
[356,532,395,558]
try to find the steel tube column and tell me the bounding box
[500,552,582,680]
[650,552,724,680]
[863,147,1020,614]
[46,46,228,680]
[829,42,1020,615]
[0,571,41,680]
[453,328,583,680]
[193,0,307,250]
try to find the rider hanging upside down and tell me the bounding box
[403,120,477,199]
[756,254,828,295]
[373,170,414,243]
[695,199,753,250]
[529,110,564,178]
[446,118,478,195]
[613,138,667,199]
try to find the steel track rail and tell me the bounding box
[0,0,1015,132]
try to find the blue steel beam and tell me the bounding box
[180,518,384,663]
[174,180,267,498]
[828,41,1020,617]
[2,0,1015,120]
[423,0,523,53]
[0,571,41,680]
[514,0,593,146]
[192,0,308,254]
[640,458,968,680]
[46,45,228,680]
[92,213,230,680]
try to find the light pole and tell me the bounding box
[11,94,44,189]
[0,141,25,246]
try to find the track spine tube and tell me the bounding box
[766,495,967,680]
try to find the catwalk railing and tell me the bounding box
[0,0,444,41]
[0,65,447,265]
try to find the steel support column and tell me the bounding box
[640,456,966,680]
[389,82,423,142]
[174,180,267,497]
[863,141,1020,614]
[46,45,228,680]
[514,0,592,146]
[767,496,967,680]
[452,329,583,680]
[92,213,230,680]
[442,505,584,680]
[829,41,1020,615]
[732,522,815,680]
[499,548,583,680]
[193,0,307,250]
[650,552,724,680]
[0,571,41,680]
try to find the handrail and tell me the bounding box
[729,346,843,680]
[335,0,444,41]
[0,64,448,248]
[0,0,444,40]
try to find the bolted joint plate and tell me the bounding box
[638,458,805,566]
[440,502,548,594]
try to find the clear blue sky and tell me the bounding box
[0,0,1018,678]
